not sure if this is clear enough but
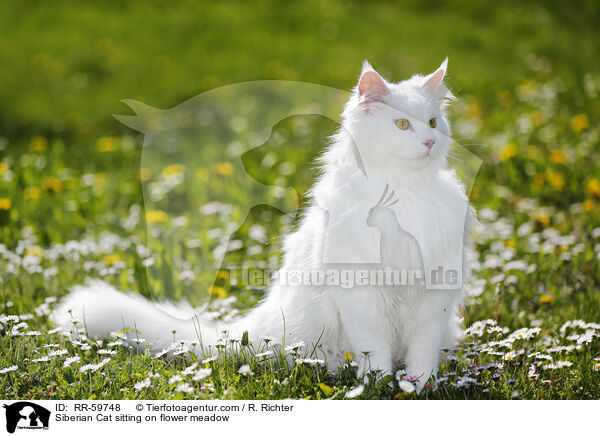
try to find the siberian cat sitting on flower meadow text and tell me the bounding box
[54,59,476,393]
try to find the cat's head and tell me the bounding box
[342,59,454,175]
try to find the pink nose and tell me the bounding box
[423,139,435,150]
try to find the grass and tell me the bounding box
[1,0,600,399]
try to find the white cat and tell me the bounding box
[53,59,475,392]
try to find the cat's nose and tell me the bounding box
[423,139,435,150]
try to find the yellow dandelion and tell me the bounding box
[31,136,47,152]
[535,212,550,226]
[583,199,596,212]
[505,239,516,248]
[42,177,63,192]
[162,164,186,178]
[25,246,44,259]
[570,113,589,133]
[539,294,554,304]
[216,270,229,280]
[146,210,168,223]
[549,150,567,164]
[215,162,233,176]
[24,187,40,200]
[344,352,354,362]
[96,136,119,152]
[139,168,152,182]
[546,170,565,191]
[587,178,600,196]
[209,285,227,299]
[103,254,121,265]
[0,198,11,210]
[0,162,8,176]
[499,143,517,161]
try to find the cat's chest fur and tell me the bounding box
[308,166,468,273]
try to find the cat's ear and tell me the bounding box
[358,61,389,103]
[422,58,450,97]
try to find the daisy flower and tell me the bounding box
[63,356,80,368]
[134,378,152,390]
[0,365,18,374]
[285,341,305,352]
[193,368,212,381]
[295,357,325,366]
[168,375,183,384]
[398,380,416,394]
[255,350,274,362]
[238,364,254,376]
[175,383,194,393]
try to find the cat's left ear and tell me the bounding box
[422,58,450,98]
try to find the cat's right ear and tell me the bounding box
[358,61,389,103]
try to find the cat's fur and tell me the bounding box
[53,60,475,391]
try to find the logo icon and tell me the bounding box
[2,402,50,433]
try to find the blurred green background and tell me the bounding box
[1,0,598,141]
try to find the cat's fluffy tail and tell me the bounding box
[51,280,221,352]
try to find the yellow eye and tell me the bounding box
[429,118,437,128]
[395,119,409,130]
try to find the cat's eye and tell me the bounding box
[429,118,437,128]
[395,119,410,130]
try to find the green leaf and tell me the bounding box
[318,383,333,397]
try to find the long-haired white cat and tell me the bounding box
[53,59,475,392]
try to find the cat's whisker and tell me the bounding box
[451,143,488,149]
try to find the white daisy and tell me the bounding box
[238,364,254,376]
[192,368,212,381]
[398,380,416,393]
[134,378,152,390]
[175,383,194,393]
[0,365,18,374]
